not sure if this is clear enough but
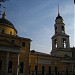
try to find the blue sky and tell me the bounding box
[2,0,74,53]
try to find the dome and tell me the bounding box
[0,18,17,33]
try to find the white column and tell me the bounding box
[44,71,46,75]
[34,71,36,75]
[17,54,20,75]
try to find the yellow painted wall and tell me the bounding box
[0,21,31,75]
[0,24,17,35]
[19,38,31,75]
[29,53,73,75]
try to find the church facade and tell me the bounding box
[0,12,31,75]
[0,5,75,75]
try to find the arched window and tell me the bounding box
[35,66,38,75]
[11,40,15,44]
[20,62,24,73]
[55,66,57,75]
[42,66,45,75]
[10,31,12,35]
[49,66,51,75]
[54,39,57,48]
[8,61,13,73]
[66,69,68,75]
[61,26,64,33]
[22,42,25,47]
[0,60,2,70]
[63,38,66,48]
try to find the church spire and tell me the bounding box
[2,5,6,19]
[0,0,9,18]
[58,4,60,16]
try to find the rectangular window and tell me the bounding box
[49,66,51,74]
[29,65,31,74]
[42,66,45,74]
[55,66,57,75]
[0,60,2,70]
[35,66,38,75]
[11,40,15,44]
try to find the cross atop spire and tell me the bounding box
[2,11,6,18]
[0,0,9,17]
[58,4,60,16]
[2,5,6,18]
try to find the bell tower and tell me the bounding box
[51,6,71,57]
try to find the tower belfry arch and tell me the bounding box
[51,6,71,57]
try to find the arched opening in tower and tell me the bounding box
[63,38,66,48]
[61,26,65,33]
[54,39,58,48]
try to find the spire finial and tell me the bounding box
[2,5,6,18]
[58,4,60,16]
[0,0,9,18]
[2,11,6,18]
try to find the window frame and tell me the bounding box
[20,62,24,73]
[0,60,2,70]
[22,42,25,47]
[1,28,5,34]
[8,61,13,73]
